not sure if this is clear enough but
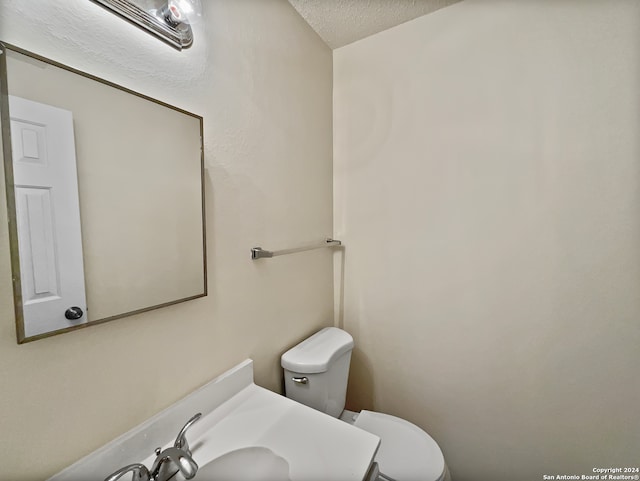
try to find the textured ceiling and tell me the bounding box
[288,0,462,49]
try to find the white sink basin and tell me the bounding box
[195,447,291,481]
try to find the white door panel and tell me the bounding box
[10,96,87,338]
[15,186,59,298]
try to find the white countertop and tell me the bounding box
[50,359,379,481]
[145,383,380,481]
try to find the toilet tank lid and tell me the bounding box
[281,327,354,374]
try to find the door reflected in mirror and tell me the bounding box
[0,43,206,343]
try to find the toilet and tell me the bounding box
[281,327,451,481]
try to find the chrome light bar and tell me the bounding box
[91,0,194,50]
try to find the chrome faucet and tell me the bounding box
[150,446,199,481]
[103,413,202,481]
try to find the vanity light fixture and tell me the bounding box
[91,0,202,50]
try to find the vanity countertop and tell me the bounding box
[144,383,380,481]
[49,359,379,481]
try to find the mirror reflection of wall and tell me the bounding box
[1,44,206,343]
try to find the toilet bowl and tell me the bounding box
[281,327,451,481]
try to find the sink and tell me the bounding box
[195,447,291,481]
[48,360,379,481]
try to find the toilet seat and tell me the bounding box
[353,411,447,481]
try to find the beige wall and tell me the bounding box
[0,0,333,478]
[334,1,640,480]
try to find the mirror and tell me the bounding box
[0,43,206,343]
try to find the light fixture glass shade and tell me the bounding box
[165,0,202,25]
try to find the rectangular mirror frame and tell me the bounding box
[0,42,207,344]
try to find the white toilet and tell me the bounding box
[281,327,451,481]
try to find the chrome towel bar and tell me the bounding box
[251,238,342,260]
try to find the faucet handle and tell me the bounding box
[104,463,150,481]
[174,412,202,453]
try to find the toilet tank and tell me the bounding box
[281,327,354,418]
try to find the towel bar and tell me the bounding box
[251,238,342,260]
